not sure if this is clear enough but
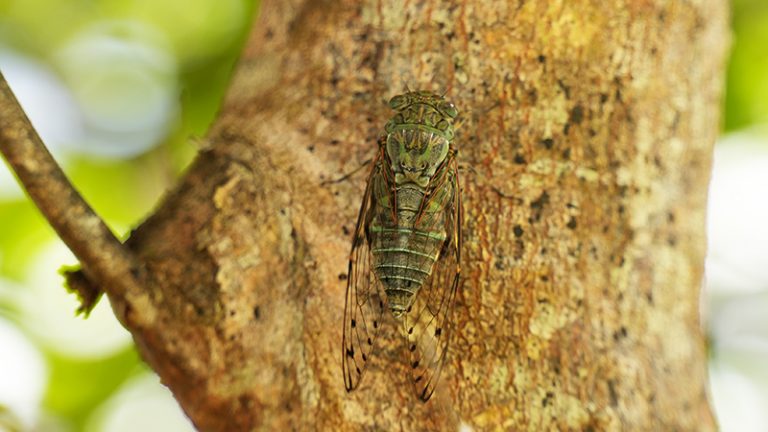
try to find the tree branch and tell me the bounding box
[0,71,152,323]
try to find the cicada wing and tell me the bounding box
[403,155,463,401]
[342,155,386,393]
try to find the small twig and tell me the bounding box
[0,71,148,320]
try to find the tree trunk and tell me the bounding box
[74,0,726,430]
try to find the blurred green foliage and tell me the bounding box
[725,0,768,130]
[0,200,52,280]
[43,348,142,430]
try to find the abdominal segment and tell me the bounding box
[369,181,450,316]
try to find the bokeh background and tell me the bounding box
[0,1,766,431]
[0,0,256,430]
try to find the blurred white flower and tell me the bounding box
[85,373,195,432]
[0,315,47,430]
[0,49,82,198]
[706,128,768,432]
[0,20,179,163]
[710,363,768,432]
[11,241,132,358]
[0,49,82,153]
[54,20,179,158]
[706,129,768,295]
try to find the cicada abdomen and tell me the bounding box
[342,90,462,401]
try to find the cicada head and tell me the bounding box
[384,91,458,187]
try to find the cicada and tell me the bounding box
[342,90,463,401]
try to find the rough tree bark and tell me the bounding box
[3,0,728,430]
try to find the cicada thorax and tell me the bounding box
[368,156,454,317]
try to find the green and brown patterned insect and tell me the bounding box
[342,90,463,401]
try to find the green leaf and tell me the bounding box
[42,346,144,430]
[0,200,54,280]
[725,0,768,131]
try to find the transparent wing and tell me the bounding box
[402,154,462,401]
[342,153,386,393]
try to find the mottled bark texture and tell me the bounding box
[74,0,727,430]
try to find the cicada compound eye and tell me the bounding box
[439,101,458,118]
[389,94,408,110]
